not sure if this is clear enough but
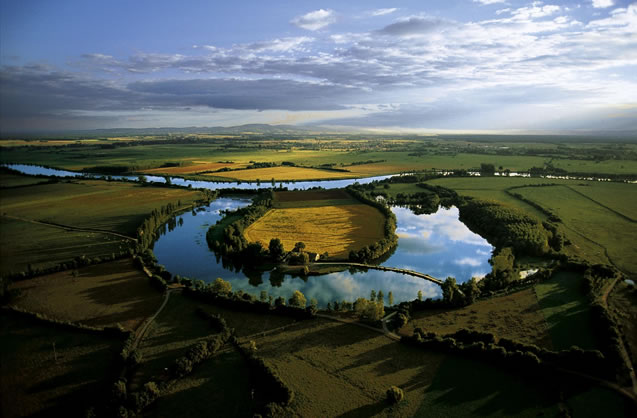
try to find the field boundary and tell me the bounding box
[2,213,138,242]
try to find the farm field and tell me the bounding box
[0,311,123,418]
[513,185,637,277]
[197,303,295,338]
[252,318,564,417]
[0,216,127,276]
[134,293,217,385]
[9,259,163,331]
[401,288,553,348]
[535,271,597,351]
[243,190,386,258]
[208,165,359,181]
[144,350,255,418]
[0,179,202,236]
[142,161,239,175]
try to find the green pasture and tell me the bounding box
[0,217,127,276]
[534,271,597,351]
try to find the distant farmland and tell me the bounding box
[243,190,386,258]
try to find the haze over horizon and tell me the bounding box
[1,0,636,134]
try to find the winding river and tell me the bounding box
[5,164,493,306]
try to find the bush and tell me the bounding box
[386,386,404,404]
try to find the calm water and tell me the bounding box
[6,163,494,306]
[152,199,493,307]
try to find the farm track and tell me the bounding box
[131,288,180,350]
[2,214,138,242]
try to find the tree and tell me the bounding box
[289,290,307,308]
[164,176,172,185]
[260,290,268,302]
[460,277,481,304]
[211,278,232,295]
[441,277,461,305]
[310,298,318,309]
[293,242,306,252]
[370,289,377,301]
[377,290,384,304]
[417,290,423,301]
[480,163,495,176]
[138,175,147,183]
[269,238,286,262]
[388,291,394,306]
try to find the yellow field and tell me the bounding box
[207,166,359,181]
[243,191,385,258]
[142,161,238,175]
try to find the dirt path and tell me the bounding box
[131,288,179,350]
[2,214,138,242]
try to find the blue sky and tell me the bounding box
[1,0,636,132]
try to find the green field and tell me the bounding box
[535,271,597,351]
[514,184,637,275]
[0,216,127,275]
[133,293,216,386]
[3,136,637,178]
[0,311,122,418]
[404,287,552,348]
[0,175,203,275]
[0,179,202,236]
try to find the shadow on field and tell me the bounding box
[417,356,557,416]
[337,400,388,418]
[536,271,597,350]
[77,269,162,328]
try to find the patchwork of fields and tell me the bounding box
[243,190,386,258]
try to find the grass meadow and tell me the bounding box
[243,190,386,258]
[534,271,597,351]
[402,288,552,348]
[9,259,163,331]
[251,318,567,417]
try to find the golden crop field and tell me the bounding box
[142,161,238,175]
[243,191,386,258]
[207,166,359,181]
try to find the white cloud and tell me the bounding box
[291,9,335,31]
[592,0,614,8]
[474,0,508,5]
[454,257,483,267]
[370,8,398,16]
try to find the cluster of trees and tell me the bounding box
[458,197,556,256]
[441,277,482,306]
[346,187,398,262]
[403,328,612,381]
[353,297,385,321]
[183,278,317,320]
[206,192,273,261]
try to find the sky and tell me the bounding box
[1,0,636,133]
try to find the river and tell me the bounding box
[6,163,494,306]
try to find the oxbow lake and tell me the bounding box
[152,199,493,307]
[6,164,494,306]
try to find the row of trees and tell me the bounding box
[346,186,398,262]
[403,328,613,381]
